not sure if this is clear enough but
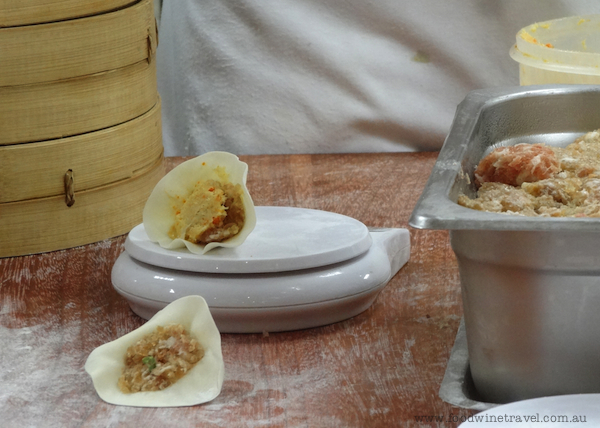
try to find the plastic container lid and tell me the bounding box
[510,15,600,76]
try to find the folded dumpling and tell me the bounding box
[84,296,224,407]
[143,151,256,254]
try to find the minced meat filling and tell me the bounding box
[118,324,204,393]
[458,130,600,217]
[168,179,245,245]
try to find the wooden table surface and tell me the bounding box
[0,152,475,427]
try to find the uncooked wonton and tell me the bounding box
[84,296,224,407]
[143,152,256,254]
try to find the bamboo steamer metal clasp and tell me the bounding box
[0,99,163,204]
[0,100,164,258]
[64,169,75,207]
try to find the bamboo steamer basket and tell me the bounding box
[0,100,164,257]
[0,156,164,258]
[0,0,158,145]
[0,100,163,204]
[0,0,165,257]
[0,0,157,86]
[0,59,158,146]
[0,0,137,27]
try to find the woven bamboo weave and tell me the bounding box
[0,0,157,86]
[0,0,137,28]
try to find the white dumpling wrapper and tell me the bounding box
[143,151,256,254]
[84,296,224,407]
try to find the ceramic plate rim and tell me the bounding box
[125,206,372,274]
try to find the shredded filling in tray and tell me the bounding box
[459,130,600,217]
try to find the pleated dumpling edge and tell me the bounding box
[142,151,256,255]
[84,295,224,407]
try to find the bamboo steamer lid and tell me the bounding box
[0,0,157,86]
[0,59,157,146]
[0,100,164,257]
[0,0,137,28]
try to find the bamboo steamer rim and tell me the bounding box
[0,155,165,258]
[0,0,139,28]
[0,59,158,146]
[0,0,157,87]
[0,98,163,204]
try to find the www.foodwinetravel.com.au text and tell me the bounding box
[414,413,587,424]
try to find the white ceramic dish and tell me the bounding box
[459,394,600,426]
[129,206,372,274]
[112,206,410,333]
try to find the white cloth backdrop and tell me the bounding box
[156,1,600,156]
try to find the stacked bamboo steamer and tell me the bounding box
[0,0,164,257]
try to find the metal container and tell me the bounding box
[410,85,600,403]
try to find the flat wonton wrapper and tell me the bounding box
[84,296,224,407]
[143,151,256,254]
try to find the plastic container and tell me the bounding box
[510,15,600,85]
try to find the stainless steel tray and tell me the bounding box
[439,319,497,411]
[410,85,600,404]
[410,84,600,231]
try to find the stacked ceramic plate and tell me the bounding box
[112,206,412,333]
[0,0,164,257]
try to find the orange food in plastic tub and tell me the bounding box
[510,15,600,85]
